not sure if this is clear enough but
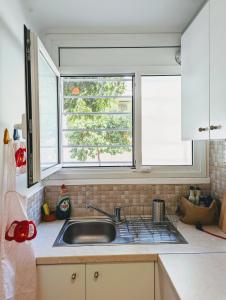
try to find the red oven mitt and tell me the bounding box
[5,220,37,242]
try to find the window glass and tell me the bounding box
[62,76,133,167]
[38,52,59,170]
[141,76,192,166]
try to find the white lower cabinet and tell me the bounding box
[155,263,180,300]
[86,262,154,300]
[37,264,85,300]
[37,262,154,300]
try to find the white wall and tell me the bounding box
[0,0,36,194]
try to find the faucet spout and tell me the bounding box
[86,203,122,223]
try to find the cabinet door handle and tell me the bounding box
[210,125,221,130]
[71,273,77,280]
[198,127,208,132]
[94,271,99,280]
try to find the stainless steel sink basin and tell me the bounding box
[54,219,116,245]
[53,217,187,247]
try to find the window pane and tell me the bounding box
[38,52,59,170]
[63,147,132,167]
[141,76,192,165]
[62,114,132,130]
[64,98,132,113]
[62,76,133,167]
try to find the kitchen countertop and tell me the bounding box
[33,219,226,265]
[159,253,226,300]
[33,219,226,300]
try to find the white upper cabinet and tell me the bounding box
[181,2,210,140]
[182,0,226,140]
[210,0,226,139]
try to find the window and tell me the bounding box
[25,32,207,185]
[141,76,192,166]
[62,76,134,167]
[38,52,59,171]
[24,27,61,187]
[61,74,192,169]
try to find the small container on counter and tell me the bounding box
[152,199,165,223]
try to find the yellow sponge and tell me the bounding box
[42,202,50,216]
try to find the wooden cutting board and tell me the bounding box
[219,191,226,233]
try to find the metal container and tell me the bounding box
[152,199,165,223]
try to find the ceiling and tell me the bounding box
[23,0,207,34]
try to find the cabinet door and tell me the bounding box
[210,0,226,139]
[37,264,85,300]
[157,263,180,300]
[181,2,210,140]
[86,262,154,300]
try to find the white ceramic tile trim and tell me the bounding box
[45,178,210,186]
[27,187,44,225]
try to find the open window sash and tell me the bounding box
[24,26,62,187]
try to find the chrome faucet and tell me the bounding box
[86,203,122,223]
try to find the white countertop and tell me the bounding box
[33,220,226,263]
[33,220,226,299]
[159,253,226,300]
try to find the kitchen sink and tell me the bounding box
[53,217,187,246]
[62,219,116,244]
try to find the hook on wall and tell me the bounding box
[3,128,10,145]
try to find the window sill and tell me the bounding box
[44,168,210,185]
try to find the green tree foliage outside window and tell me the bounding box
[63,77,133,166]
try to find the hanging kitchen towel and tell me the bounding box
[0,140,37,300]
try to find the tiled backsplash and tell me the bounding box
[210,140,226,201]
[27,187,44,225]
[44,184,210,218]
[26,140,226,223]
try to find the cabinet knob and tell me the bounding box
[210,125,221,130]
[198,127,208,132]
[71,273,77,280]
[94,271,99,280]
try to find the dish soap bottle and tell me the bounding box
[56,184,71,220]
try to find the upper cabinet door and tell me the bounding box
[181,2,210,140]
[24,26,61,187]
[210,0,226,139]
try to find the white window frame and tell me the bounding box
[28,32,62,185]
[61,74,135,168]
[48,67,209,184]
[134,71,195,173]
